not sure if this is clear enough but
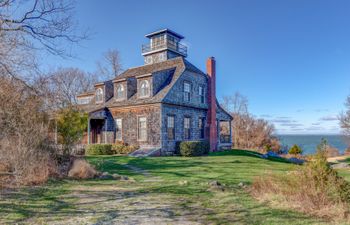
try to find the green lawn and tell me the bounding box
[1,150,350,224]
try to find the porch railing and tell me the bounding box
[142,40,187,56]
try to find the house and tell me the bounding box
[77,29,233,155]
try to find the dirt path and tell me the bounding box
[327,155,350,163]
[20,164,200,225]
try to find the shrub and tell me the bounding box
[68,159,98,179]
[179,141,209,157]
[112,144,139,154]
[251,148,350,221]
[289,144,303,155]
[317,138,340,157]
[85,144,113,155]
[345,147,350,156]
[56,108,88,155]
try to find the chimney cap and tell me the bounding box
[208,56,215,60]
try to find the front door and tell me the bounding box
[91,119,104,144]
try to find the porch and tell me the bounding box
[218,120,232,149]
[87,109,115,144]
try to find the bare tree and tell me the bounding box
[0,77,56,187]
[43,67,96,109]
[0,0,87,79]
[96,49,122,80]
[340,96,350,141]
[221,92,280,152]
[222,92,249,115]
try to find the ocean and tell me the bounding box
[277,135,349,155]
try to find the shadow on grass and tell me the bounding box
[210,149,291,164]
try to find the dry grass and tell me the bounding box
[251,151,350,222]
[68,159,98,179]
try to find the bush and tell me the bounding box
[345,147,350,156]
[68,159,98,179]
[179,141,209,157]
[251,148,350,221]
[86,144,113,155]
[112,144,139,154]
[289,144,302,155]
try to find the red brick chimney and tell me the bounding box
[207,57,217,152]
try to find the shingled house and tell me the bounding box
[77,29,232,155]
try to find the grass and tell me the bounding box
[1,149,350,224]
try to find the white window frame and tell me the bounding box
[115,118,122,141]
[137,116,147,141]
[184,117,191,140]
[167,115,175,140]
[184,82,191,102]
[95,88,103,103]
[199,85,205,104]
[139,80,150,98]
[116,84,125,100]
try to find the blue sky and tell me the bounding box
[42,0,350,134]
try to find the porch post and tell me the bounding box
[217,119,220,144]
[104,118,108,143]
[87,118,90,145]
[229,120,232,144]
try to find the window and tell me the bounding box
[95,88,103,103]
[115,119,122,141]
[116,84,125,100]
[184,82,191,102]
[167,115,175,140]
[199,86,205,104]
[198,117,205,139]
[139,80,150,98]
[184,117,191,140]
[77,96,93,105]
[138,117,147,141]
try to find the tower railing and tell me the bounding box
[142,40,187,57]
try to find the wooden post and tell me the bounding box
[104,119,108,143]
[87,119,90,145]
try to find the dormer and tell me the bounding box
[94,80,114,104]
[113,77,137,100]
[136,74,152,98]
[141,29,187,65]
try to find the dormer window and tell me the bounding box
[116,84,125,100]
[95,88,103,103]
[139,80,150,98]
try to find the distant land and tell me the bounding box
[277,134,349,155]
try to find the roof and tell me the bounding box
[77,91,94,98]
[80,57,232,121]
[105,57,186,108]
[145,29,184,39]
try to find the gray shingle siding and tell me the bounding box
[161,103,208,154]
[163,70,208,109]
